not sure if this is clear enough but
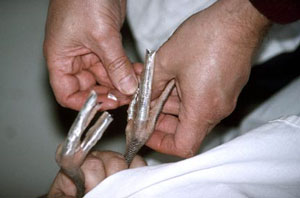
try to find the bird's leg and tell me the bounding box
[55,91,113,198]
[124,50,175,165]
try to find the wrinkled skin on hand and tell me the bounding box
[44,0,138,111]
[48,151,146,198]
[147,0,270,158]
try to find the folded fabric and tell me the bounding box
[85,115,300,198]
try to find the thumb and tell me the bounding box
[91,35,138,95]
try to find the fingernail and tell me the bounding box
[107,92,118,101]
[119,75,138,95]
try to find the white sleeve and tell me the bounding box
[126,0,300,64]
[85,115,300,198]
[126,0,217,57]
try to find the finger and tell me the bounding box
[60,86,106,110]
[49,69,81,109]
[52,81,124,111]
[147,108,209,158]
[162,96,180,115]
[105,89,132,108]
[48,54,111,111]
[146,114,178,152]
[81,155,106,192]
[91,151,128,177]
[79,52,100,70]
[78,53,114,88]
[151,95,180,115]
[129,155,147,168]
[170,86,178,96]
[155,114,179,134]
[48,171,77,198]
[75,70,96,91]
[90,35,138,95]
[133,62,143,76]
[89,61,114,89]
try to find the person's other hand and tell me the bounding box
[147,0,270,157]
[44,0,138,111]
[48,151,146,198]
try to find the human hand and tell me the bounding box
[48,151,146,198]
[147,0,270,157]
[44,0,138,111]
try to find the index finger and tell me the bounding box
[49,70,130,111]
[146,112,209,158]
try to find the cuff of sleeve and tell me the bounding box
[249,0,300,24]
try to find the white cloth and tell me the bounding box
[127,0,300,63]
[85,115,300,198]
[86,77,300,197]
[239,77,300,134]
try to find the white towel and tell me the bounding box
[85,115,300,198]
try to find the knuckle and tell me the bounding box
[57,98,67,108]
[207,94,237,120]
[178,145,197,158]
[90,28,108,42]
[53,93,68,108]
[50,88,66,108]
[218,97,237,118]
[224,100,237,115]
[90,27,120,43]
